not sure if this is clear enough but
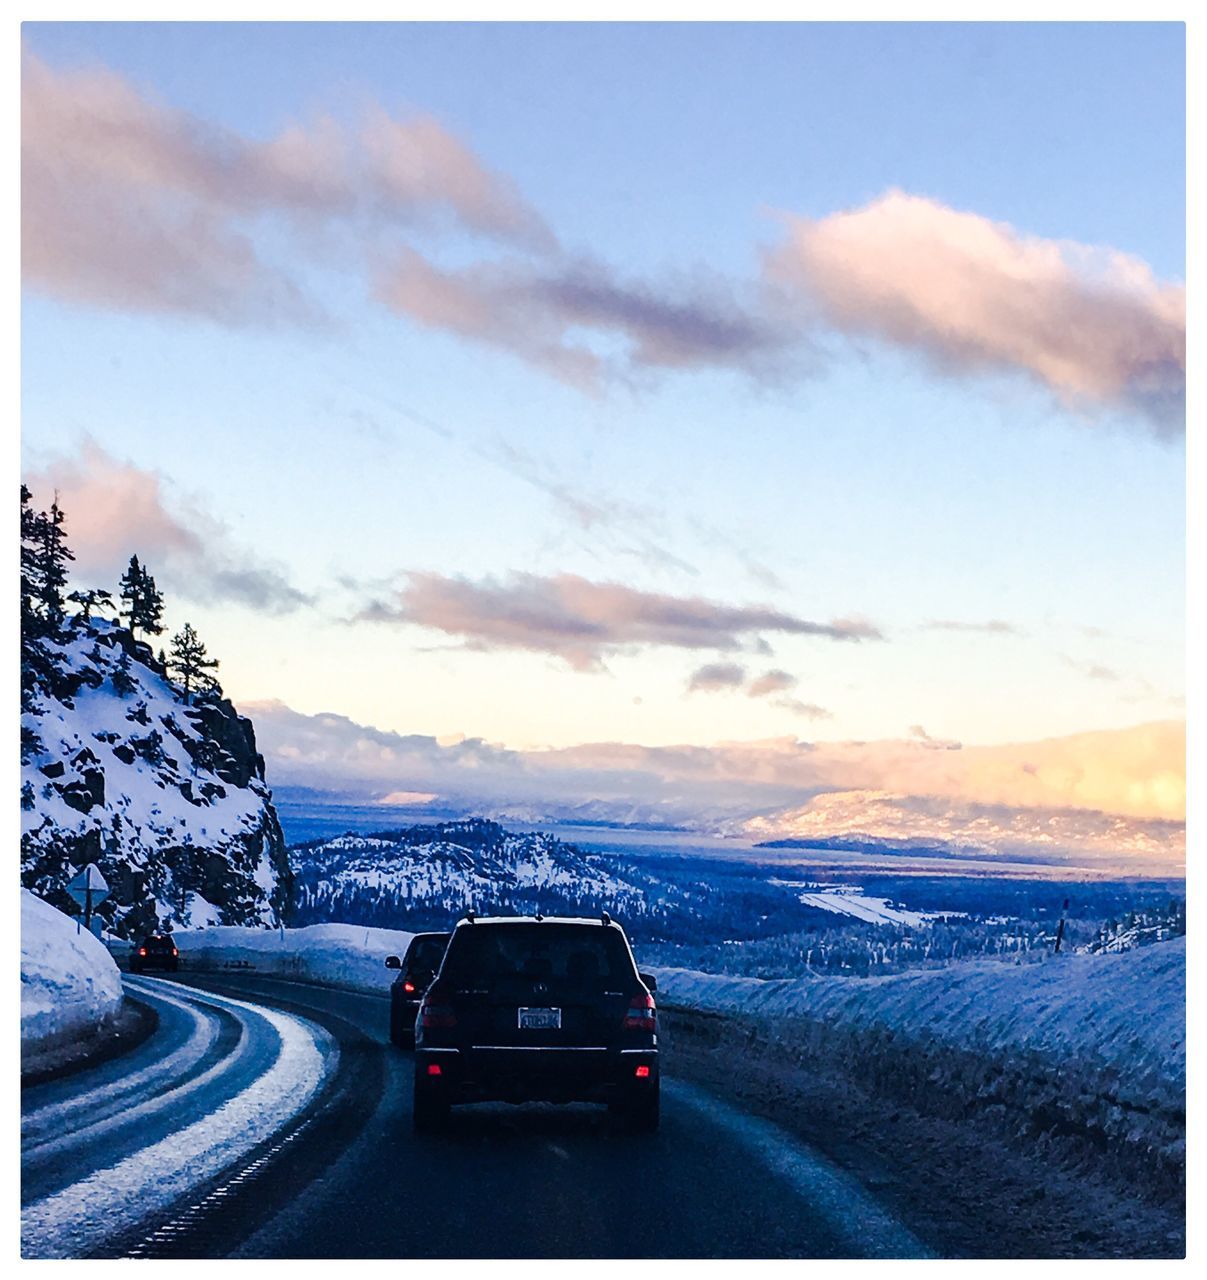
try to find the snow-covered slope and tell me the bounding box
[22,619,290,936]
[653,935,1185,1084]
[164,923,416,995]
[291,818,647,927]
[21,889,124,1056]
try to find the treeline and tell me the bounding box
[20,485,225,759]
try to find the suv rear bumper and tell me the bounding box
[416,1045,659,1105]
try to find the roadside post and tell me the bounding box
[66,863,111,935]
[1053,897,1070,954]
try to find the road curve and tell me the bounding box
[50,970,930,1259]
[20,976,335,1259]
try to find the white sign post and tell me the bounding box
[66,863,110,935]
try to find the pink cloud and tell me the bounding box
[24,440,311,613]
[248,701,1185,867]
[21,50,550,322]
[765,190,1185,430]
[374,248,796,391]
[358,570,883,670]
[687,662,748,693]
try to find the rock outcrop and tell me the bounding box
[21,618,291,936]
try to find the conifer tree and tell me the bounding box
[20,485,44,638]
[67,588,114,623]
[36,496,74,627]
[119,556,166,639]
[111,648,137,697]
[169,623,220,704]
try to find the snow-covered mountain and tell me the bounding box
[289,818,648,929]
[21,618,290,936]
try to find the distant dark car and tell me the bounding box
[385,932,451,1048]
[412,914,659,1133]
[131,934,179,973]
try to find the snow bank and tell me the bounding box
[22,890,124,1056]
[168,922,416,995]
[653,935,1185,1084]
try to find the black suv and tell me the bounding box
[413,914,659,1133]
[385,931,451,1048]
[131,934,179,973]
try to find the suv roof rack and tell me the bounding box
[601,911,611,926]
[465,909,476,923]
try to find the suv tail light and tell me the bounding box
[402,980,416,994]
[138,947,147,956]
[622,993,657,1030]
[419,998,457,1029]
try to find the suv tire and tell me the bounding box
[612,1083,660,1133]
[413,1080,449,1133]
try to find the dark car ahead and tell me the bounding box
[385,932,451,1048]
[131,934,179,973]
[413,914,659,1133]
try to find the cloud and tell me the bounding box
[23,49,1182,434]
[24,440,312,614]
[356,570,883,670]
[908,724,963,751]
[683,665,832,719]
[374,248,799,391]
[687,662,748,693]
[248,702,1184,869]
[923,618,1023,636]
[21,50,551,321]
[747,669,797,698]
[1059,654,1123,682]
[765,190,1185,431]
[773,698,833,721]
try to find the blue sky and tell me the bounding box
[19,22,1186,856]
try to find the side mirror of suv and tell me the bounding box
[385,955,401,969]
[639,971,658,994]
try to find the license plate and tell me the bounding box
[518,1006,561,1030]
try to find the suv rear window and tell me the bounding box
[440,924,636,990]
[406,935,449,971]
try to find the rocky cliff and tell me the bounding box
[21,618,291,936]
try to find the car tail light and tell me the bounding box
[138,948,147,956]
[426,1063,443,1077]
[403,980,416,994]
[622,993,657,1030]
[420,1001,457,1029]
[171,948,178,956]
[634,1064,651,1078]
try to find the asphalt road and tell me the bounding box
[22,971,928,1259]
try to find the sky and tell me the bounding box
[19,22,1187,865]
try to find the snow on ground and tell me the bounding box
[23,982,333,1259]
[167,922,417,995]
[770,880,966,927]
[21,890,124,1055]
[797,890,941,927]
[652,935,1185,1085]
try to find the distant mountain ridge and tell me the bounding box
[288,818,649,930]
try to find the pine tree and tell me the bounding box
[36,496,74,628]
[111,648,137,697]
[169,623,220,704]
[140,565,165,636]
[119,556,165,639]
[67,588,114,623]
[20,485,45,638]
[119,555,143,632]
